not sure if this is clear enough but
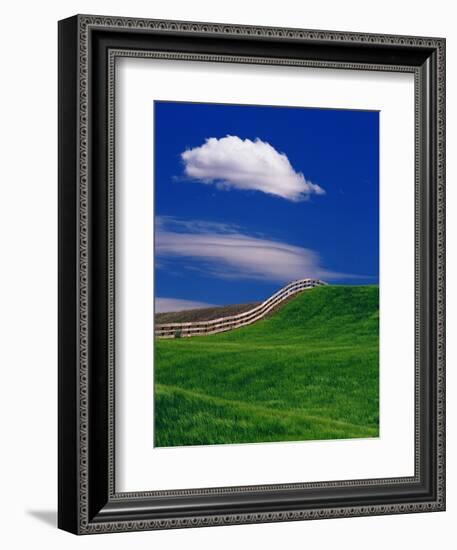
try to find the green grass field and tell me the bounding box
[154,285,379,447]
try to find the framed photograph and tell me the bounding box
[58,14,446,534]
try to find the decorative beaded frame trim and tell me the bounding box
[76,15,445,534]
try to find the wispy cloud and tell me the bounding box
[156,216,240,235]
[181,135,325,201]
[156,217,348,283]
[155,297,216,313]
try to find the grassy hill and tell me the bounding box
[154,285,379,447]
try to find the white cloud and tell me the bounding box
[181,135,325,201]
[155,297,215,313]
[156,218,347,284]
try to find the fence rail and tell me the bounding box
[155,278,327,339]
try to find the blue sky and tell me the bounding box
[154,101,379,312]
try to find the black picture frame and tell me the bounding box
[58,14,446,534]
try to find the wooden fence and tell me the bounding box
[155,278,327,339]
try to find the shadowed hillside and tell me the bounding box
[155,285,379,447]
